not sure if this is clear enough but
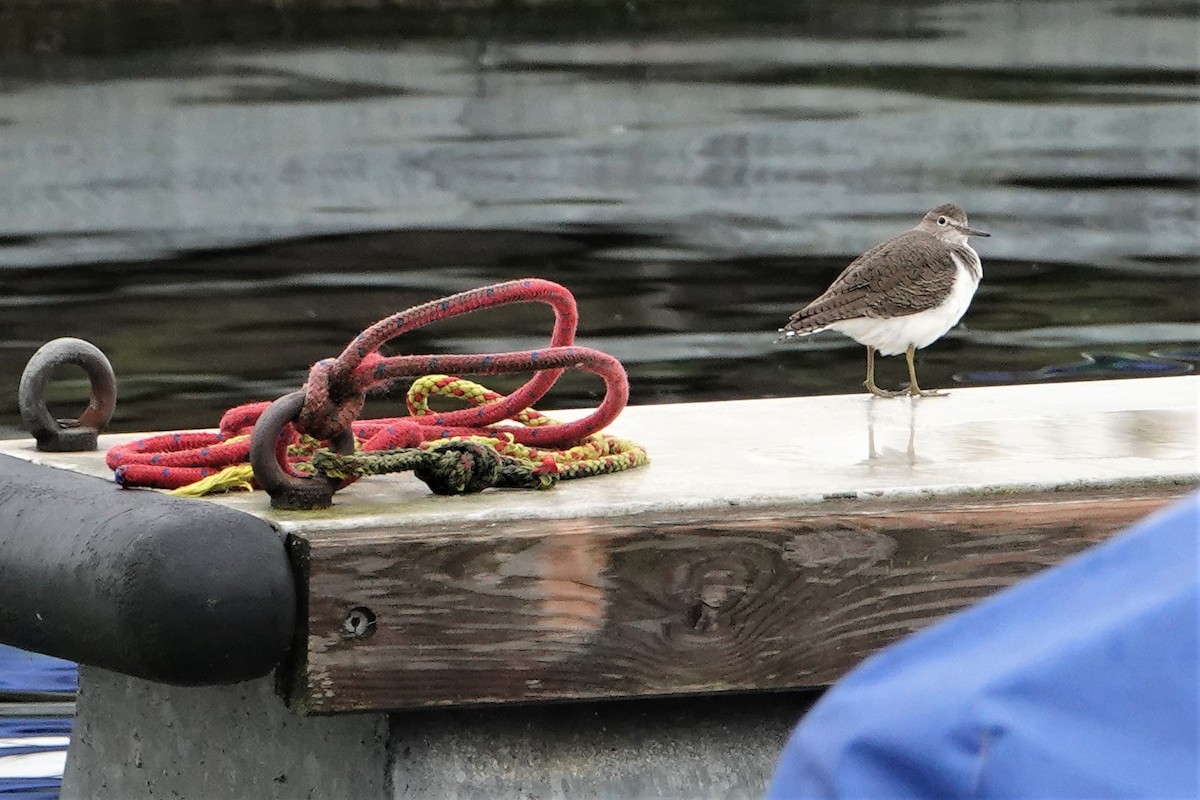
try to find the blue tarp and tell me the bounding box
[768,492,1199,799]
[0,646,77,695]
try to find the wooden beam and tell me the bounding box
[285,486,1187,714]
[3,377,1195,713]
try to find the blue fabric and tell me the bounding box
[768,492,1199,799]
[0,645,77,694]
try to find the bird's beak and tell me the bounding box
[955,223,990,238]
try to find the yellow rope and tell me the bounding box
[407,374,555,427]
[408,374,649,477]
[171,464,255,497]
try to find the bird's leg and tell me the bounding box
[904,345,946,397]
[864,346,903,398]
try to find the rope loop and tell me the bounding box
[293,278,587,442]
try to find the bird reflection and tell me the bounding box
[864,397,918,467]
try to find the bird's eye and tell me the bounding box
[937,216,947,225]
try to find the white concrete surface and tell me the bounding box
[2,377,1196,533]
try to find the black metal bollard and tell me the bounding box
[0,454,295,686]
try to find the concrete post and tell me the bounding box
[61,667,390,800]
[389,693,814,800]
[62,666,814,799]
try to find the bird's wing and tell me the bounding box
[785,231,958,332]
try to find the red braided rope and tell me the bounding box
[107,279,631,491]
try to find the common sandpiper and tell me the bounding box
[780,203,990,397]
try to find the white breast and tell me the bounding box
[827,247,982,356]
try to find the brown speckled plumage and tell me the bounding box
[785,204,981,334]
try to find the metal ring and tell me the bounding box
[18,338,117,452]
[250,391,356,511]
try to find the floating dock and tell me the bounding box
[0,376,1195,799]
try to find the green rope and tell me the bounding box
[311,440,556,495]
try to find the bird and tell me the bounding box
[779,203,990,398]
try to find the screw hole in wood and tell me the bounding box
[342,606,377,639]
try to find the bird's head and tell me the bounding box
[919,203,990,244]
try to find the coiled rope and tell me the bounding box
[106,279,648,501]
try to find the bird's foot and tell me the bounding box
[864,380,905,399]
[901,384,948,398]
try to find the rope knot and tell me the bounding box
[299,357,366,440]
[416,441,504,495]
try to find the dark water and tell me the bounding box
[0,1,1198,795]
[0,0,1197,436]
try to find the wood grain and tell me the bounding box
[283,486,1190,714]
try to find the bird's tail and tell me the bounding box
[776,318,824,344]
